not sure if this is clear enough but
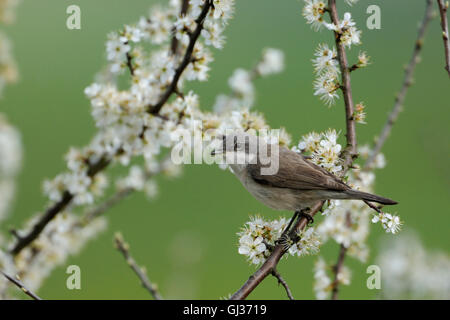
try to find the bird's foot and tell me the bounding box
[299,210,314,225]
[276,233,294,252]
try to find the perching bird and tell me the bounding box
[211,131,397,215]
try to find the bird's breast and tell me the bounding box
[238,171,301,211]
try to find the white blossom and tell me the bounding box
[313,71,340,105]
[288,227,321,257]
[313,257,332,299]
[312,43,339,75]
[302,0,327,31]
[372,212,402,234]
[377,233,450,299]
[212,0,234,22]
[256,48,285,76]
[323,12,361,48]
[298,129,343,175]
[201,20,225,49]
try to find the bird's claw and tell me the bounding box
[299,211,314,225]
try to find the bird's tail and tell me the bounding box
[343,190,398,205]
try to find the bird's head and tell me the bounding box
[211,131,280,176]
[211,131,260,158]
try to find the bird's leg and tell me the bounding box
[275,211,299,251]
[276,210,310,252]
[284,210,300,234]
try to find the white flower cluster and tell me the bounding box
[323,12,361,48]
[1,0,238,296]
[354,102,366,124]
[10,213,107,293]
[237,215,320,265]
[315,144,397,262]
[116,165,158,199]
[115,158,181,200]
[213,48,284,113]
[0,115,22,222]
[358,144,386,169]
[302,0,327,31]
[0,114,21,179]
[371,211,402,234]
[256,48,285,76]
[313,256,351,299]
[303,1,363,105]
[294,129,343,175]
[312,44,340,105]
[318,198,371,262]
[42,0,235,211]
[310,142,401,295]
[288,227,321,257]
[377,232,450,299]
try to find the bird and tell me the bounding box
[211,131,397,219]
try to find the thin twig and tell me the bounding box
[170,0,190,55]
[10,157,110,255]
[322,2,359,300]
[328,0,358,170]
[126,50,135,76]
[81,188,134,224]
[77,167,161,226]
[437,0,450,76]
[330,211,351,300]
[365,0,434,169]
[114,233,163,300]
[148,0,213,115]
[330,244,348,300]
[271,269,294,300]
[0,270,42,300]
[10,2,213,256]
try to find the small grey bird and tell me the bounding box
[211,132,397,214]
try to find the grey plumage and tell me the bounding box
[213,132,397,212]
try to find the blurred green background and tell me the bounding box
[1,0,449,299]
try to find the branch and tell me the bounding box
[126,50,135,76]
[10,156,110,255]
[0,270,42,300]
[170,0,190,55]
[230,201,324,300]
[114,233,163,300]
[330,244,347,300]
[9,2,213,256]
[324,1,360,300]
[330,211,351,300]
[437,0,450,76]
[81,188,134,224]
[364,0,434,169]
[271,269,294,300]
[78,165,162,226]
[328,0,357,170]
[148,0,213,115]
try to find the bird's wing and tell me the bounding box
[247,146,349,191]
